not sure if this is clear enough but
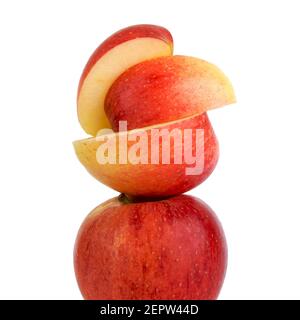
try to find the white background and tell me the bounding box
[0,0,299,299]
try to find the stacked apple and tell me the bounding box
[73,25,235,300]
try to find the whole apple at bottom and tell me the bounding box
[74,194,227,300]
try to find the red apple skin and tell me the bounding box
[105,55,235,131]
[74,194,227,300]
[78,24,173,97]
[104,56,235,131]
[73,113,219,198]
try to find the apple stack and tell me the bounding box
[73,25,235,300]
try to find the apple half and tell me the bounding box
[73,113,218,198]
[77,24,173,136]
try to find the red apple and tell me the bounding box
[73,113,218,198]
[74,194,227,300]
[77,24,173,136]
[105,55,236,131]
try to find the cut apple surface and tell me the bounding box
[105,55,236,131]
[73,113,218,198]
[75,26,236,196]
[77,24,173,136]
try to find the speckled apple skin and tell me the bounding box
[74,194,227,300]
[78,24,173,96]
[73,113,218,198]
[105,55,235,131]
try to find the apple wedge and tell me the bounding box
[73,113,218,198]
[77,24,173,136]
[105,55,236,131]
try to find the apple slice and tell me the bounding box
[105,55,236,131]
[73,113,218,198]
[77,24,173,136]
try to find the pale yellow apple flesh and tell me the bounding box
[78,38,173,136]
[73,113,219,197]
